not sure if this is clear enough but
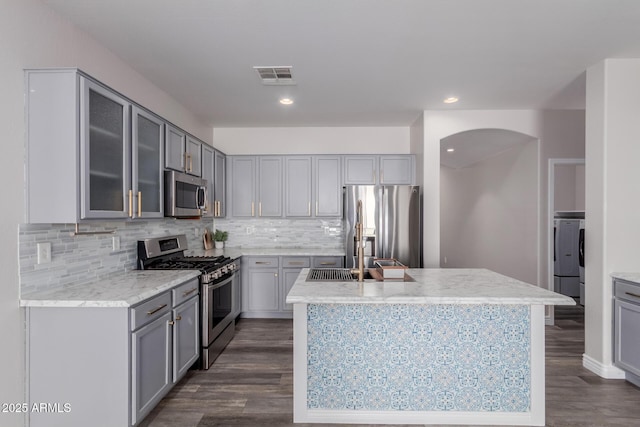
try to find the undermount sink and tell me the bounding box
[306,268,413,282]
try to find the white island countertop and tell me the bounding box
[286,268,575,305]
[20,270,201,308]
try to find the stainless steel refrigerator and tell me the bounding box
[344,185,422,268]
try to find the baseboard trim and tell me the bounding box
[582,354,626,379]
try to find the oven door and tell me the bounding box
[202,274,235,347]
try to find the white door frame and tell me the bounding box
[547,158,585,325]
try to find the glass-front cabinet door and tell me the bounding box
[132,106,164,218]
[80,77,131,219]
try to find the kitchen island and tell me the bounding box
[285,268,574,426]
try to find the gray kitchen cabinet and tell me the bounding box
[258,156,283,217]
[25,69,168,222]
[285,156,313,217]
[213,150,226,217]
[245,269,280,313]
[344,155,415,186]
[201,144,215,217]
[230,156,257,217]
[312,256,344,268]
[281,257,310,313]
[132,106,164,218]
[172,296,200,382]
[165,126,202,177]
[132,310,172,425]
[315,156,342,217]
[379,155,414,185]
[285,156,342,218]
[229,156,283,218]
[344,156,378,185]
[26,276,200,427]
[186,135,202,177]
[614,278,640,387]
[165,124,186,172]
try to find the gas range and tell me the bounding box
[137,235,238,284]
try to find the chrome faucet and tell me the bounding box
[351,200,365,282]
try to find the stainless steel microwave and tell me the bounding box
[164,170,207,217]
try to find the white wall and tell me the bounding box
[440,140,538,285]
[585,59,640,376]
[213,127,409,154]
[0,1,210,423]
[422,110,585,290]
[554,164,585,211]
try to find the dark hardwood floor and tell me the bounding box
[140,306,640,427]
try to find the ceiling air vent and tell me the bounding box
[253,66,296,85]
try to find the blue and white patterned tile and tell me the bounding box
[306,303,531,413]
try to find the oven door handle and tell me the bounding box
[204,273,235,291]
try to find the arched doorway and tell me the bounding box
[439,128,539,285]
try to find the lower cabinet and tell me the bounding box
[132,311,172,424]
[614,278,640,386]
[241,255,343,318]
[26,276,200,427]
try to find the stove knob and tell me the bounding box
[222,266,228,274]
[229,264,235,271]
[213,271,220,279]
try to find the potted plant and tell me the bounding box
[213,229,228,249]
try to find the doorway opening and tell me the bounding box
[547,158,585,326]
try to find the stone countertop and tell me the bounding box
[20,270,201,308]
[286,268,575,306]
[186,247,345,259]
[611,272,640,283]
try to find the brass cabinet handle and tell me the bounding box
[308,201,311,216]
[184,152,188,171]
[274,273,278,277]
[183,288,198,296]
[128,190,133,218]
[320,262,336,266]
[289,261,305,265]
[255,261,271,265]
[625,291,640,299]
[316,201,318,216]
[175,315,182,321]
[259,202,262,217]
[137,191,142,217]
[168,320,175,326]
[189,153,193,172]
[381,170,384,183]
[147,304,168,315]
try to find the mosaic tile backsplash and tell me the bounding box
[306,304,531,413]
[19,217,343,295]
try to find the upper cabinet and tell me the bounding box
[229,156,282,218]
[284,156,342,218]
[201,144,215,217]
[344,155,414,185]
[201,146,225,218]
[213,150,226,217]
[379,156,414,185]
[343,156,377,185]
[25,70,165,223]
[131,106,164,218]
[165,127,202,177]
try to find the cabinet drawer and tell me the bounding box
[313,256,344,268]
[615,280,640,304]
[131,292,172,331]
[172,278,200,307]
[246,257,279,268]
[282,257,310,268]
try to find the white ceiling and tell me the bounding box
[45,0,640,128]
[440,129,536,169]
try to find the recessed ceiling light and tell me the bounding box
[446,148,455,152]
[443,96,459,104]
[279,98,294,105]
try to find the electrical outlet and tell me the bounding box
[37,242,51,264]
[246,227,252,235]
[112,236,121,251]
[444,256,448,264]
